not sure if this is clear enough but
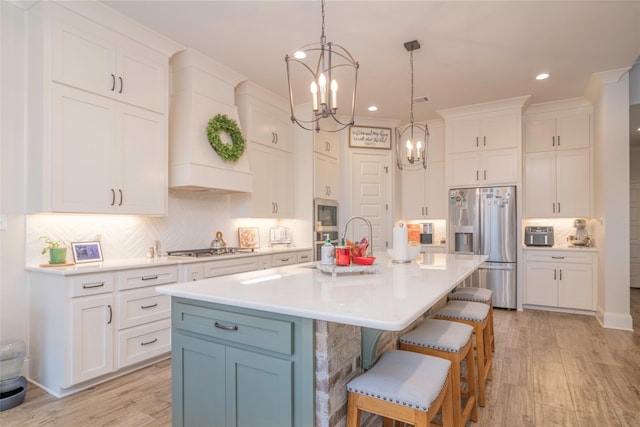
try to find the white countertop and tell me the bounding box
[25,247,312,275]
[156,253,487,331]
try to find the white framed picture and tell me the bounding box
[349,126,392,149]
[71,241,104,263]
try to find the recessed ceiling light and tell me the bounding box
[536,73,551,80]
[368,106,378,112]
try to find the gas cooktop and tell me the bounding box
[166,247,254,257]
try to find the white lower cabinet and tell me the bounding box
[70,293,115,384]
[524,250,596,311]
[29,265,176,397]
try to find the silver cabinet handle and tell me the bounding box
[552,203,556,213]
[141,303,158,309]
[118,76,123,94]
[107,305,113,324]
[483,136,486,146]
[484,170,487,180]
[140,338,158,346]
[559,269,562,280]
[118,189,123,206]
[425,206,428,216]
[551,256,565,259]
[554,269,557,280]
[552,136,555,147]
[141,275,159,281]
[111,188,116,206]
[83,282,105,289]
[557,135,560,146]
[476,170,479,181]
[214,321,239,331]
[557,202,560,213]
[110,74,116,91]
[476,136,479,147]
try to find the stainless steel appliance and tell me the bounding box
[167,247,254,257]
[449,186,517,309]
[524,226,554,247]
[420,222,433,244]
[313,198,339,260]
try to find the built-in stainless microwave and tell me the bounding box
[314,198,338,260]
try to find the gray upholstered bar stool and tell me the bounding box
[434,300,492,407]
[346,350,454,427]
[399,319,477,427]
[449,287,495,353]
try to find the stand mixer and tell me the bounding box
[568,218,592,247]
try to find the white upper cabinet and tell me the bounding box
[314,154,339,200]
[439,96,530,188]
[523,99,592,217]
[235,81,295,218]
[52,19,167,114]
[524,102,590,153]
[401,162,446,219]
[314,130,339,159]
[525,114,590,152]
[446,109,521,153]
[51,85,166,214]
[26,2,171,214]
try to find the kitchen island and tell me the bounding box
[157,253,486,427]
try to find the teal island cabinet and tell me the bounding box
[158,253,487,426]
[171,299,314,427]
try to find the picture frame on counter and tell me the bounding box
[349,125,392,149]
[238,227,260,249]
[71,241,103,263]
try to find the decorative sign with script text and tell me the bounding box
[348,126,392,149]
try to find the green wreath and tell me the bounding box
[206,114,246,162]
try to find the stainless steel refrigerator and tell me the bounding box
[448,186,517,309]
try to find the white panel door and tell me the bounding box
[556,149,590,217]
[118,104,166,214]
[117,46,167,114]
[52,84,116,213]
[70,294,114,386]
[352,152,389,253]
[557,263,593,310]
[524,152,556,217]
[525,262,558,306]
[556,113,590,151]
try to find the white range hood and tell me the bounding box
[169,49,252,192]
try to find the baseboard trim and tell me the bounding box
[595,308,633,331]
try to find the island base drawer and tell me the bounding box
[173,302,293,355]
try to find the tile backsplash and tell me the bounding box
[26,190,285,265]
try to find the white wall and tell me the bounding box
[0,1,28,353]
[587,68,633,330]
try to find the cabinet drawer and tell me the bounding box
[70,273,115,297]
[116,319,171,369]
[203,257,260,278]
[118,266,178,290]
[117,287,171,329]
[525,250,592,264]
[296,250,312,264]
[271,253,297,266]
[174,302,293,355]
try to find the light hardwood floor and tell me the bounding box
[2,290,639,426]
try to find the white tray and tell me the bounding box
[316,263,380,277]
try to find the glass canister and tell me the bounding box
[335,246,351,266]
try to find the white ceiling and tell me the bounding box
[101,1,640,133]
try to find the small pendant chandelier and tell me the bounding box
[396,40,429,170]
[285,0,359,132]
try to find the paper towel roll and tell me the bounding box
[392,226,408,261]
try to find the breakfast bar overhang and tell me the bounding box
[157,253,487,426]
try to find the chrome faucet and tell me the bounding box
[341,216,373,257]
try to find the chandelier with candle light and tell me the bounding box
[396,40,429,170]
[285,0,359,132]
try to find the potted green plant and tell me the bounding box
[40,236,67,264]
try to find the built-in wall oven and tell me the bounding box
[314,198,339,261]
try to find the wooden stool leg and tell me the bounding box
[346,392,361,427]
[465,339,478,422]
[474,324,487,407]
[441,374,454,427]
[484,318,493,381]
